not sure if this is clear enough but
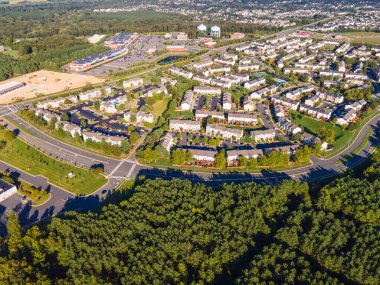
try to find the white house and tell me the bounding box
[123,78,144,89]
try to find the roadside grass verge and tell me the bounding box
[335,128,374,166]
[0,130,107,195]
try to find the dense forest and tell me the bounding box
[0,147,379,283]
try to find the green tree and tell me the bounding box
[215,149,226,169]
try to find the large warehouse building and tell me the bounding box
[66,47,129,72]
[0,81,26,96]
[67,32,139,72]
[104,33,139,49]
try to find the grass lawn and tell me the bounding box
[339,32,380,45]
[289,112,350,151]
[172,110,194,120]
[291,110,380,158]
[151,96,170,118]
[0,133,107,195]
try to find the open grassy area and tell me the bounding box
[0,129,107,195]
[151,96,171,118]
[289,112,350,151]
[339,32,380,45]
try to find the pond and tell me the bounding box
[158,56,185,65]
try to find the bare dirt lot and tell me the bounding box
[0,70,104,104]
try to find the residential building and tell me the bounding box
[180,90,194,110]
[223,93,232,110]
[226,149,263,165]
[195,110,225,121]
[206,124,244,140]
[186,148,217,164]
[136,111,154,123]
[264,145,297,156]
[243,96,254,111]
[299,104,332,120]
[244,78,266,90]
[251,129,276,141]
[278,118,302,134]
[100,102,117,113]
[160,132,174,151]
[336,109,357,126]
[169,120,201,132]
[61,122,82,137]
[227,113,258,125]
[123,78,143,89]
[271,96,300,110]
[344,100,366,111]
[79,89,102,101]
[193,86,222,95]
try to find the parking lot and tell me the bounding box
[79,35,205,77]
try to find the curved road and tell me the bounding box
[0,106,378,226]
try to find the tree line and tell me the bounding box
[0,147,379,284]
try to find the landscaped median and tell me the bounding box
[0,126,107,195]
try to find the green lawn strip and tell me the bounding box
[353,129,374,155]
[0,137,107,195]
[150,96,171,118]
[4,115,35,135]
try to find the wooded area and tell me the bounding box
[0,147,379,284]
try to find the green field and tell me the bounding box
[339,32,380,45]
[0,131,107,195]
[151,96,171,118]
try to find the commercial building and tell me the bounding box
[0,81,26,96]
[67,47,129,72]
[104,33,138,49]
[230,33,245,40]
